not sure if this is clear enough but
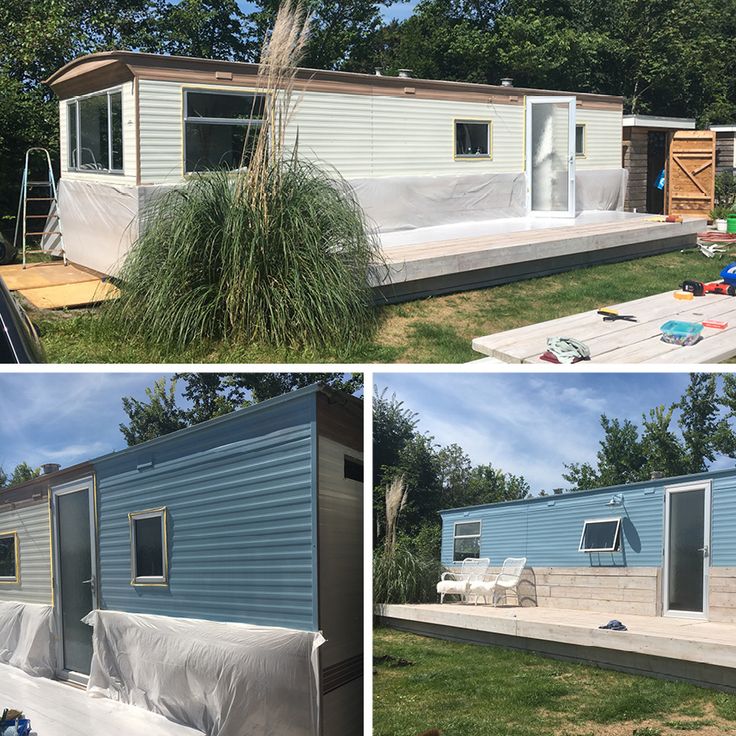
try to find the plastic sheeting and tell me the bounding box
[350,172,527,233]
[83,610,325,736]
[576,169,628,212]
[0,601,56,678]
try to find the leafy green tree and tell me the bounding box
[640,405,688,478]
[8,462,41,486]
[119,378,188,446]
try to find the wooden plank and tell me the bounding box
[0,263,98,291]
[18,280,120,309]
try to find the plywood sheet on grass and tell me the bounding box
[19,280,120,309]
[0,262,99,291]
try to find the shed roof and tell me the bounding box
[0,460,94,502]
[45,51,625,108]
[439,465,736,515]
[622,114,696,130]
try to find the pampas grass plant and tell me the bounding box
[102,0,381,352]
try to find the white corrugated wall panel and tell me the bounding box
[139,79,185,183]
[59,81,137,186]
[576,107,623,170]
[0,501,52,606]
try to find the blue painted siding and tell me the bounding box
[441,468,736,569]
[95,391,320,631]
[441,483,664,568]
[712,474,736,566]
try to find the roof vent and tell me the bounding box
[42,463,61,475]
[375,67,383,76]
[501,77,514,87]
[650,470,664,480]
[398,69,413,79]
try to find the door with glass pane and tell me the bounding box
[525,96,576,217]
[664,482,710,618]
[52,479,96,681]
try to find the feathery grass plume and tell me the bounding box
[101,0,382,352]
[373,546,444,605]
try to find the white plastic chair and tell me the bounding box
[436,558,490,603]
[469,557,527,606]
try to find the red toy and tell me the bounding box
[681,279,736,297]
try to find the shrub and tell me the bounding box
[373,546,444,605]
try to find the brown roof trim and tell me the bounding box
[45,50,624,106]
[1,461,95,501]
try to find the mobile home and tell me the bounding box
[439,468,736,622]
[0,384,363,736]
[41,51,706,301]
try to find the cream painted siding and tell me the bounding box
[0,501,51,606]
[576,107,623,170]
[59,81,137,186]
[138,79,185,183]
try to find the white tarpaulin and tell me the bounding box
[83,610,325,736]
[0,601,56,678]
[576,169,628,212]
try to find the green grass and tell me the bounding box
[373,628,736,736]
[25,247,736,363]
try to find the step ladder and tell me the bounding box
[13,148,66,269]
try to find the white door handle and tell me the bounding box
[697,546,709,558]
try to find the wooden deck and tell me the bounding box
[0,663,201,736]
[372,214,705,301]
[0,261,119,309]
[472,289,736,364]
[379,603,736,691]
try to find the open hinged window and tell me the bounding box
[453,520,481,561]
[579,518,621,553]
[129,508,168,585]
[0,531,19,583]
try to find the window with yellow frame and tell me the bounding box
[129,508,168,586]
[0,531,19,584]
[575,124,587,157]
[455,120,493,160]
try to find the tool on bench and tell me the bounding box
[681,280,736,297]
[598,308,637,323]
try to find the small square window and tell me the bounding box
[579,518,621,553]
[0,532,18,583]
[453,520,481,561]
[344,456,363,483]
[455,121,491,158]
[130,509,168,584]
[575,124,586,157]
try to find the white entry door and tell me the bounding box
[663,481,711,619]
[51,477,97,682]
[525,96,576,217]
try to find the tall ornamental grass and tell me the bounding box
[102,1,382,352]
[373,546,444,605]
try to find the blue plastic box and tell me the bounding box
[660,320,704,346]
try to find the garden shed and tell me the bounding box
[43,52,646,279]
[439,467,736,622]
[0,384,363,736]
[710,124,736,174]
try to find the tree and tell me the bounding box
[640,405,688,479]
[119,377,188,446]
[0,462,41,487]
[120,372,363,446]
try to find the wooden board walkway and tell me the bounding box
[472,289,736,364]
[0,261,119,309]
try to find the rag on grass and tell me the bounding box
[599,619,628,631]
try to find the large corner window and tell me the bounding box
[576,124,586,157]
[67,89,123,173]
[184,90,266,173]
[455,120,492,159]
[579,518,621,553]
[130,509,168,585]
[453,520,481,561]
[0,532,18,583]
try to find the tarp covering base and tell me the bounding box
[576,169,628,212]
[0,601,56,678]
[83,610,324,736]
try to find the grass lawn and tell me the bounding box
[23,247,736,363]
[374,628,736,736]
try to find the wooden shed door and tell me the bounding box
[667,131,715,217]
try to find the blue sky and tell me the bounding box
[238,1,420,21]
[0,373,179,475]
[374,372,736,494]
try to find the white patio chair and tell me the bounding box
[436,557,490,603]
[469,557,527,606]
